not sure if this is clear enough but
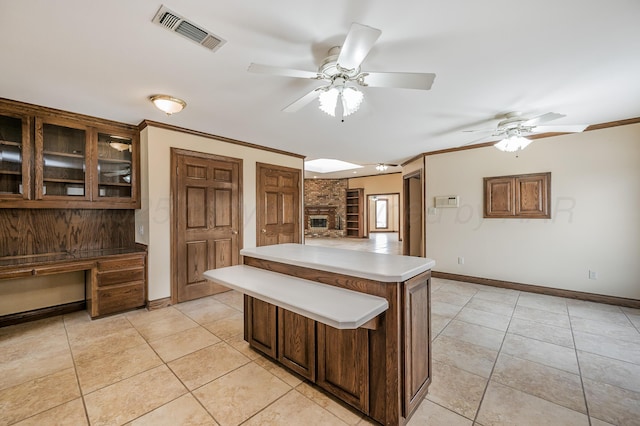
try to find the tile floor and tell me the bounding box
[1,233,639,425]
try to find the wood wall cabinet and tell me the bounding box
[484,172,551,218]
[346,188,364,237]
[0,98,140,209]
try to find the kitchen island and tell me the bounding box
[204,244,435,426]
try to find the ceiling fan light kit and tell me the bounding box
[248,22,435,119]
[465,111,588,152]
[494,135,532,152]
[318,80,364,118]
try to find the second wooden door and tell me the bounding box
[256,163,301,246]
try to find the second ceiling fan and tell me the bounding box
[248,23,436,120]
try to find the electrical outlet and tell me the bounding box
[458,257,464,265]
[588,270,597,280]
[138,225,144,236]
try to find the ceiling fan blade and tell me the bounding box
[522,112,565,126]
[459,134,497,147]
[337,23,382,71]
[530,124,589,133]
[282,87,323,112]
[248,63,319,80]
[362,72,436,90]
[462,128,495,133]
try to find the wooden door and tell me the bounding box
[403,170,423,257]
[256,163,301,246]
[172,149,242,303]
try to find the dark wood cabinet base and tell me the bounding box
[243,256,431,426]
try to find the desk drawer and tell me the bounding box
[97,256,144,272]
[96,282,145,316]
[97,268,145,287]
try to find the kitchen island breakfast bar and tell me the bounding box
[204,244,435,426]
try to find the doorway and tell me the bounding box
[171,148,242,303]
[366,193,400,237]
[403,170,423,257]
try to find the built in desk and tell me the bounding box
[205,243,435,426]
[0,247,147,324]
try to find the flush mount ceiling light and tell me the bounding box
[375,164,388,171]
[494,128,532,152]
[149,94,187,115]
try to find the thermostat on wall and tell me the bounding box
[434,195,459,208]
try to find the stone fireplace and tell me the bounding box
[304,178,347,238]
[305,206,343,237]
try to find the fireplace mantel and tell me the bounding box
[305,205,338,214]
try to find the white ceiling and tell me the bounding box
[1,1,639,179]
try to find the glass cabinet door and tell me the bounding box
[96,132,133,200]
[36,118,89,199]
[0,113,29,199]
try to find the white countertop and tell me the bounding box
[240,244,435,282]
[203,265,389,329]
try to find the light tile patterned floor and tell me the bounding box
[1,233,639,425]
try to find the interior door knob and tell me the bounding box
[231,230,238,234]
[261,229,267,233]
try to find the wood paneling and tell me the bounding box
[0,209,134,257]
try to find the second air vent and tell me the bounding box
[152,5,226,52]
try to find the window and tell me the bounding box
[375,199,388,229]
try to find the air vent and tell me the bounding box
[152,5,226,52]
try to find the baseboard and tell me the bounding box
[432,271,640,309]
[0,301,86,328]
[147,297,171,310]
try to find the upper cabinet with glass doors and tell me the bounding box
[95,128,137,203]
[0,111,31,201]
[0,98,140,209]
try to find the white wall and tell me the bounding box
[136,125,304,301]
[425,123,640,300]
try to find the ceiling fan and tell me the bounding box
[463,112,589,151]
[248,23,436,120]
